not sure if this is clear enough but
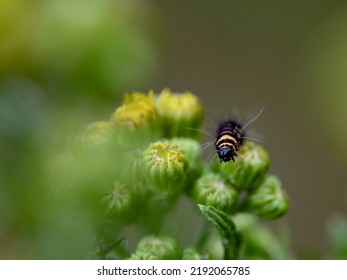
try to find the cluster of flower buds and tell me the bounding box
[72,88,289,259]
[73,89,206,224]
[209,141,289,219]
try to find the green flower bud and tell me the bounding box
[155,88,204,139]
[111,91,156,128]
[128,251,161,260]
[169,137,201,168]
[122,148,147,190]
[218,141,270,190]
[169,137,203,183]
[103,181,132,214]
[182,247,201,260]
[142,141,187,192]
[192,173,238,211]
[246,175,289,219]
[130,235,181,260]
[79,121,111,150]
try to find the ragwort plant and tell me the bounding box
[49,89,289,260]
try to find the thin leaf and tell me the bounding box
[198,204,240,259]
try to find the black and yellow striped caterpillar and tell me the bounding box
[215,121,244,162]
[215,108,264,162]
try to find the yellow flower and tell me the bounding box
[112,91,156,128]
[156,89,204,138]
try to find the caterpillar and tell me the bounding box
[215,108,264,162]
[215,121,244,162]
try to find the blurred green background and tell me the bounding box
[1,0,347,259]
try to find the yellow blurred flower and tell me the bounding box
[112,91,156,128]
[155,88,204,138]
